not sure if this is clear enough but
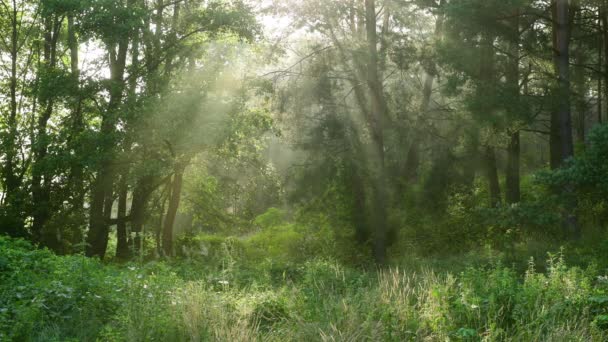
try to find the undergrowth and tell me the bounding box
[2,236,608,341]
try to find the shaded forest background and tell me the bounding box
[2,0,608,340]
[1,0,606,264]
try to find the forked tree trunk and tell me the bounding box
[32,15,60,244]
[86,0,132,258]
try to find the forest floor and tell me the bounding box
[2,235,608,341]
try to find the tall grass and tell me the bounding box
[2,236,608,341]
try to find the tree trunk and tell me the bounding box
[552,0,574,163]
[484,146,502,207]
[86,1,132,258]
[506,10,521,204]
[128,176,154,256]
[365,0,389,265]
[552,0,579,239]
[598,0,608,123]
[462,136,478,188]
[351,163,369,245]
[404,74,432,184]
[162,165,185,257]
[404,5,444,184]
[116,176,129,260]
[506,132,521,204]
[67,13,86,211]
[573,5,586,145]
[550,110,562,169]
[479,32,502,206]
[32,15,61,245]
[1,2,25,237]
[599,5,603,124]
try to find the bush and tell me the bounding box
[2,235,608,341]
[538,123,608,222]
[0,236,120,341]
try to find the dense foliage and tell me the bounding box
[1,0,608,339]
[3,236,608,341]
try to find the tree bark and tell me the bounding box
[404,2,444,184]
[162,165,185,257]
[506,9,521,204]
[128,176,154,256]
[1,1,25,237]
[506,132,521,204]
[32,14,61,245]
[552,0,579,239]
[365,0,389,265]
[599,5,603,124]
[67,13,86,211]
[351,161,369,245]
[552,0,574,164]
[86,1,132,258]
[484,146,502,207]
[116,176,129,260]
[602,0,608,123]
[573,5,586,145]
[479,32,502,206]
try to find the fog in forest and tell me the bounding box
[1,0,608,340]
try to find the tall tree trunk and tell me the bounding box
[552,0,579,239]
[1,1,25,236]
[599,5,604,124]
[462,135,478,188]
[479,32,502,205]
[550,111,562,169]
[404,2,444,184]
[365,0,389,265]
[506,9,521,204]
[4,2,19,201]
[116,176,129,260]
[506,132,520,204]
[351,161,369,245]
[162,165,185,257]
[602,0,608,122]
[484,146,502,207]
[32,15,61,245]
[573,6,586,145]
[67,13,85,211]
[128,176,155,256]
[404,73,432,184]
[553,0,574,163]
[86,6,131,258]
[573,53,586,145]
[157,191,168,257]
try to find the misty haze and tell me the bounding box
[1,0,608,341]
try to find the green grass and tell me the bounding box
[2,236,608,341]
